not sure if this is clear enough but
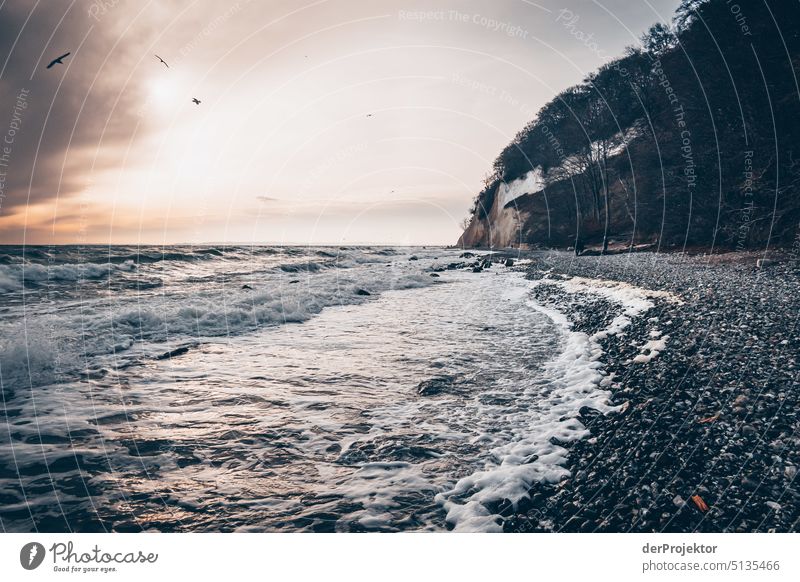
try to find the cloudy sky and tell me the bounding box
[0,0,680,245]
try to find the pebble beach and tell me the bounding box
[504,250,800,533]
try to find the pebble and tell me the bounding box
[503,250,800,533]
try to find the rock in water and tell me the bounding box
[156,345,193,360]
[417,375,459,396]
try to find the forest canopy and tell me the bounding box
[467,0,800,250]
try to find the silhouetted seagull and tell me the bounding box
[192,98,201,105]
[155,54,169,68]
[46,52,71,69]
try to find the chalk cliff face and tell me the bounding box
[457,172,538,248]
[457,1,800,251]
[457,198,525,248]
[458,169,639,250]
[457,194,523,249]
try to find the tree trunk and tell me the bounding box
[602,192,610,254]
[601,144,611,254]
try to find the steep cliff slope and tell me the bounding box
[458,172,538,248]
[458,0,800,250]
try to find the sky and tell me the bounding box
[0,0,681,246]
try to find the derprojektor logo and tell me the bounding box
[20,542,46,570]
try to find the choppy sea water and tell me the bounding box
[0,246,614,532]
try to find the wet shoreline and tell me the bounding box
[505,250,799,533]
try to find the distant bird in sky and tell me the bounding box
[46,52,70,69]
[192,98,201,105]
[366,114,373,117]
[155,54,169,68]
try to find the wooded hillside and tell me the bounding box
[462,0,800,250]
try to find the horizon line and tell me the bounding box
[0,242,460,247]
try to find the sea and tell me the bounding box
[0,245,614,532]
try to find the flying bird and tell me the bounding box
[155,54,169,68]
[192,98,201,105]
[366,114,373,117]
[46,52,71,69]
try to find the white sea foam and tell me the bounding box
[0,250,682,532]
[0,251,438,388]
[553,276,681,341]
[435,274,675,531]
[0,272,21,292]
[632,335,669,363]
[0,260,136,285]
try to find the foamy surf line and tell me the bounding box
[436,273,677,532]
[0,249,440,389]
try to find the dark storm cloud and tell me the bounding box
[0,1,150,219]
